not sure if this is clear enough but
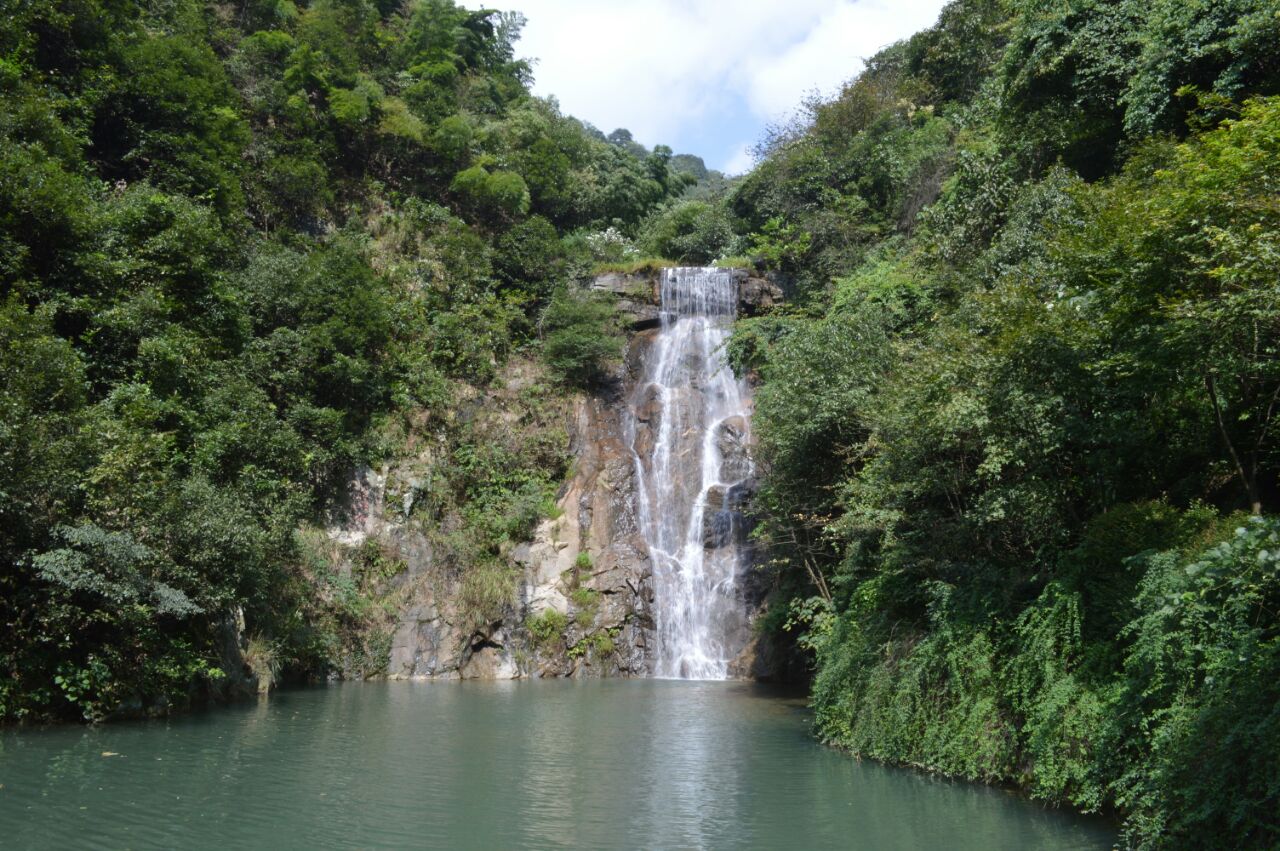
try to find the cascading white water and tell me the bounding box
[628,267,754,679]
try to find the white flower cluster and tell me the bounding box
[584,227,639,262]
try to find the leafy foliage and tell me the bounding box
[0,0,691,722]
[725,1,1280,846]
[639,200,738,264]
[539,287,624,388]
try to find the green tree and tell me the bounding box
[540,287,623,388]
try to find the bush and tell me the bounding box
[525,608,568,646]
[539,287,624,388]
[1106,518,1280,847]
[493,215,562,302]
[639,200,737,264]
[451,165,531,219]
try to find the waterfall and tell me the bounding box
[628,267,754,679]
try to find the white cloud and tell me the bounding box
[467,0,949,171]
[722,144,755,177]
[738,0,946,117]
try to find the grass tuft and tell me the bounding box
[591,257,678,276]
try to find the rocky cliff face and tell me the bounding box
[513,366,657,678]
[323,268,781,681]
[321,332,659,680]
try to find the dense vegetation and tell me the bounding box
[0,0,696,722]
[705,1,1280,847]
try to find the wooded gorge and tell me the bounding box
[3,0,1280,847]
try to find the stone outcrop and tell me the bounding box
[324,465,499,679]
[515,380,656,678]
[591,271,660,329]
[734,270,784,315]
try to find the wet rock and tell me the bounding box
[716,416,752,482]
[728,632,778,680]
[703,506,735,549]
[625,329,659,382]
[701,480,758,550]
[705,481,756,512]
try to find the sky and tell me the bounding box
[467,0,950,174]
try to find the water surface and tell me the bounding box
[0,680,1115,849]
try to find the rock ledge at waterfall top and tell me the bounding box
[591,267,783,327]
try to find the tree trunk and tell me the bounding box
[1206,374,1262,514]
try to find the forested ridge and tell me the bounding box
[0,0,698,723]
[706,1,1280,847]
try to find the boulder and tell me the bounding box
[734,271,784,316]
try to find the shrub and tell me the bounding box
[525,608,568,646]
[568,628,617,660]
[539,288,623,388]
[639,200,737,264]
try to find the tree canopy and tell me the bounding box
[0,0,691,723]
[719,1,1280,846]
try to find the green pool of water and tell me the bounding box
[0,680,1116,849]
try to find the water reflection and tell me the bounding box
[0,681,1116,850]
